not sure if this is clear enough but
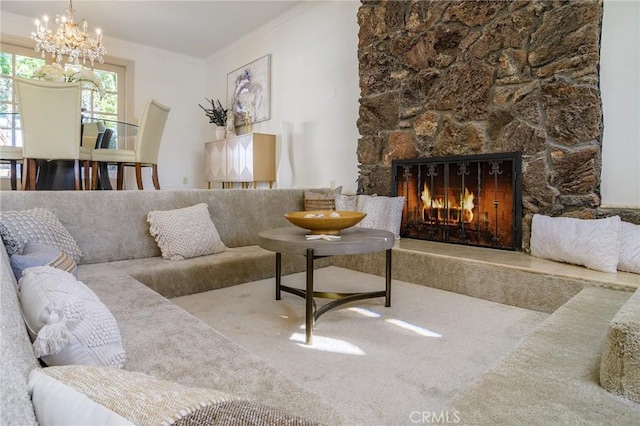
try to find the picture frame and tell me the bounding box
[226,54,271,127]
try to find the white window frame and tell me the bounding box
[1,33,134,129]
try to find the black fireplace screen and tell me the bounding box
[392,152,522,250]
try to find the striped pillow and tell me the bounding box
[9,241,77,280]
[47,251,77,274]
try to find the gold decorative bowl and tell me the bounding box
[284,210,366,235]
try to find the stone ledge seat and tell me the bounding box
[333,238,639,313]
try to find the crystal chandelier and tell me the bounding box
[31,0,106,66]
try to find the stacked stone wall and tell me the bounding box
[356,0,637,249]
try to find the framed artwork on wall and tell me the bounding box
[226,54,271,127]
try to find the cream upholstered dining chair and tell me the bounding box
[82,121,105,149]
[0,146,23,190]
[14,77,90,190]
[91,99,170,190]
[81,121,105,188]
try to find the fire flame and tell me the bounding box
[460,187,474,222]
[421,183,475,223]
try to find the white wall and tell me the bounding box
[104,38,207,189]
[600,0,640,208]
[204,1,361,193]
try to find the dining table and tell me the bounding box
[0,113,138,190]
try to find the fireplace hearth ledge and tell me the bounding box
[398,240,638,290]
[331,239,638,314]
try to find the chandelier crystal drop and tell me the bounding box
[31,0,106,66]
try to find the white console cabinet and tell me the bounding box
[205,133,276,188]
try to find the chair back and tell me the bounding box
[14,77,82,160]
[135,99,171,165]
[82,121,105,150]
[100,128,114,149]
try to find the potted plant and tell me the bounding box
[199,98,228,140]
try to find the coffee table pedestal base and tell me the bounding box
[275,248,392,345]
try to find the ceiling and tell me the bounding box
[0,1,305,58]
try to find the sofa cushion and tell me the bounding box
[618,221,640,274]
[18,266,125,368]
[0,208,83,263]
[147,203,226,261]
[10,241,77,280]
[530,214,621,273]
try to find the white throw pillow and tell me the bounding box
[358,196,405,239]
[530,214,622,273]
[618,221,640,274]
[18,266,126,368]
[147,203,226,261]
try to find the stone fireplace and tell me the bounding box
[393,152,522,250]
[354,0,626,250]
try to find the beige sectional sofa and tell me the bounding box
[2,188,639,424]
[0,189,340,425]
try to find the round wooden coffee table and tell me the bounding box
[258,226,395,345]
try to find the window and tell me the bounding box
[1,41,128,181]
[0,48,44,148]
[0,42,127,148]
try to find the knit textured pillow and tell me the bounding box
[0,208,83,263]
[147,203,226,261]
[28,366,317,426]
[18,266,125,368]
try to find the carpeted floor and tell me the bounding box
[172,266,549,425]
